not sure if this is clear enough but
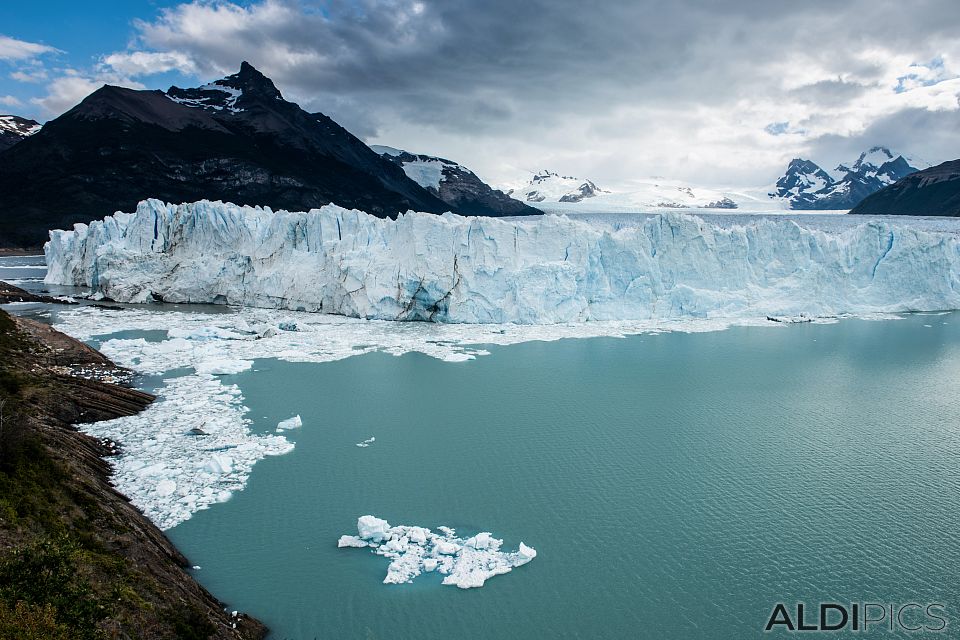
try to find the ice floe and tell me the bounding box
[276,415,302,431]
[77,373,293,530]
[355,436,375,447]
[338,515,536,588]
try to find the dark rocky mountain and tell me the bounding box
[371,145,538,216]
[849,159,960,216]
[0,115,41,152]
[0,62,463,248]
[770,147,923,210]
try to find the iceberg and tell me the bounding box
[340,516,536,588]
[276,415,302,431]
[45,199,960,324]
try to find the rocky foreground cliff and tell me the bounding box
[0,307,266,639]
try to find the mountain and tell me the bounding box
[507,170,607,203]
[849,160,960,216]
[502,171,767,212]
[0,115,41,152]
[0,62,458,248]
[371,145,537,216]
[770,147,924,210]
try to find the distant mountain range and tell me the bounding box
[770,147,925,210]
[0,62,534,248]
[507,170,608,204]
[850,160,960,216]
[0,115,41,152]
[371,146,536,216]
[504,170,757,212]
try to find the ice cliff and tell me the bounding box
[46,199,960,324]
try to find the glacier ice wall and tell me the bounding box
[45,199,960,324]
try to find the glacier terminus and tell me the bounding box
[45,199,960,324]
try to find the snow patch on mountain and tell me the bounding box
[0,115,42,137]
[370,145,466,191]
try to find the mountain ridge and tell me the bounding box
[849,159,960,216]
[771,146,923,209]
[371,145,538,216]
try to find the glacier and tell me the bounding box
[338,515,536,588]
[46,199,960,324]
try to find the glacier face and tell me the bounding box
[46,199,960,324]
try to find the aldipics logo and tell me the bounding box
[764,603,947,633]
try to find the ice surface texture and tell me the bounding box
[46,199,960,323]
[338,516,536,588]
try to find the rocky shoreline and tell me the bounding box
[0,307,267,639]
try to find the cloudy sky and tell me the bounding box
[2,0,959,189]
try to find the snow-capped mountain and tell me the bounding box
[507,170,607,203]
[0,115,41,151]
[505,171,767,212]
[771,147,925,210]
[371,146,537,216]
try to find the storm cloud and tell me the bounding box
[36,0,960,186]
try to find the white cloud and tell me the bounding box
[100,50,198,77]
[10,68,49,83]
[31,71,145,116]
[0,34,60,61]
[0,95,23,107]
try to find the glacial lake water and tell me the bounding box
[153,313,960,639]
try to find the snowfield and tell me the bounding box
[46,199,960,324]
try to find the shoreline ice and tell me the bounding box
[45,199,960,324]
[338,515,536,588]
[78,373,293,530]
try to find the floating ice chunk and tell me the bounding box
[463,532,501,550]
[435,539,459,555]
[517,542,537,563]
[155,479,177,497]
[340,515,536,588]
[276,415,302,431]
[337,535,368,548]
[204,453,234,474]
[195,359,252,375]
[358,516,391,542]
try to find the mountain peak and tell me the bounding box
[852,146,896,172]
[165,62,282,113]
[222,61,282,99]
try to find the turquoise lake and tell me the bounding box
[153,312,960,639]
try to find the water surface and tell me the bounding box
[162,313,960,639]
